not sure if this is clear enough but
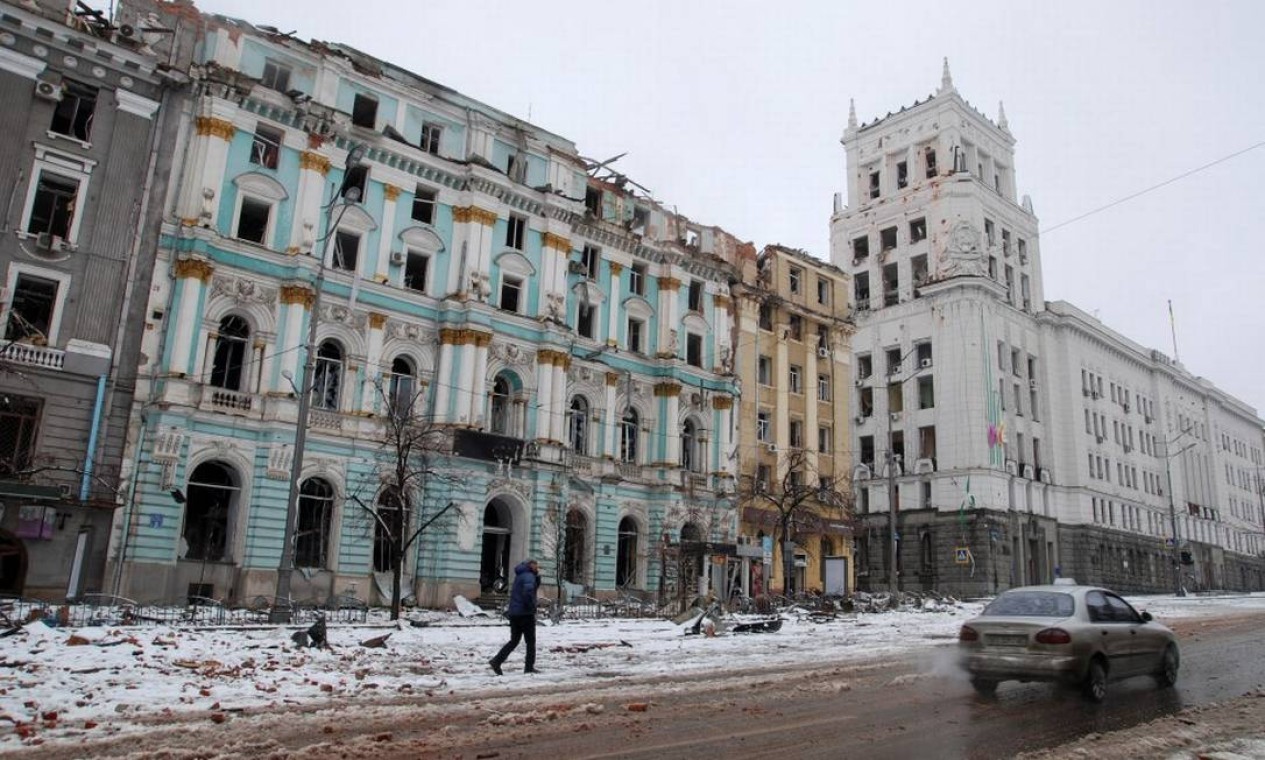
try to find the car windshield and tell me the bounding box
[983,591,1074,618]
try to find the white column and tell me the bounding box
[455,339,476,425]
[663,385,681,466]
[657,276,680,358]
[606,263,623,346]
[275,285,313,391]
[535,350,554,441]
[363,313,386,412]
[434,331,456,423]
[176,103,235,227]
[714,397,732,477]
[168,259,213,376]
[469,333,491,428]
[450,206,497,298]
[289,151,331,254]
[376,186,400,281]
[604,372,619,457]
[550,361,568,442]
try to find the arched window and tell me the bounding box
[210,315,250,390]
[616,516,639,588]
[295,477,334,569]
[489,375,512,434]
[182,462,239,562]
[562,509,587,585]
[620,408,639,463]
[681,419,699,472]
[373,487,403,574]
[387,356,416,418]
[312,340,343,411]
[568,396,589,454]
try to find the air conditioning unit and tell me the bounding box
[765,443,777,453]
[1029,379,1038,390]
[1096,435,1104,444]
[1021,464,1034,480]
[1005,459,1017,475]
[817,347,830,358]
[915,457,935,474]
[567,260,588,276]
[35,78,64,102]
[855,415,867,424]
[389,250,407,266]
[35,232,53,250]
[919,358,932,369]
[890,411,902,423]
[855,377,866,387]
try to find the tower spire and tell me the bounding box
[848,98,857,130]
[939,57,955,96]
[998,100,1009,132]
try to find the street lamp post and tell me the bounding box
[272,143,366,622]
[1161,428,1194,598]
[884,345,928,595]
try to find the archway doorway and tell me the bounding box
[0,530,27,595]
[480,499,513,592]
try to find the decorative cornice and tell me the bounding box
[383,185,402,202]
[279,284,315,308]
[369,313,388,329]
[654,382,681,398]
[605,371,621,386]
[440,328,494,346]
[453,205,499,227]
[609,262,624,275]
[537,348,571,367]
[658,277,681,292]
[712,396,733,410]
[173,258,214,283]
[440,328,462,345]
[195,116,236,141]
[542,232,571,253]
[299,151,331,175]
[713,294,732,310]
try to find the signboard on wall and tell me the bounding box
[15,505,54,540]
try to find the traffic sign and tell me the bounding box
[954,547,972,565]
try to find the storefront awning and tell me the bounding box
[0,481,63,501]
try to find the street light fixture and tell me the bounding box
[272,143,366,622]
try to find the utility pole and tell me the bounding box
[1161,427,1194,598]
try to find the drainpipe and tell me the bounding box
[80,374,107,500]
[111,413,147,597]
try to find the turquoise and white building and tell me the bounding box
[108,6,742,606]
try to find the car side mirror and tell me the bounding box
[1140,611,1153,622]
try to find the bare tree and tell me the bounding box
[659,495,732,614]
[346,377,460,620]
[735,447,854,597]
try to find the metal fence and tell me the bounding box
[0,593,369,629]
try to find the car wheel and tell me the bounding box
[1083,658,1108,703]
[970,677,998,696]
[1156,645,1179,688]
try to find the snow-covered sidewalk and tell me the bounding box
[2,592,1263,749]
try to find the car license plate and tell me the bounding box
[988,634,1028,647]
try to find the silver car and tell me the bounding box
[958,583,1179,701]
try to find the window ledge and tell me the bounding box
[45,131,92,151]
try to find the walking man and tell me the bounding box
[489,558,540,675]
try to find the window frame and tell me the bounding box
[260,59,292,93]
[49,78,98,143]
[249,124,283,170]
[419,122,443,155]
[505,214,526,250]
[411,186,437,225]
[2,263,71,345]
[21,146,95,246]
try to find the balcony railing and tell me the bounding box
[0,343,65,370]
[310,409,344,431]
[205,388,254,413]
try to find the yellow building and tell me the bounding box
[733,245,855,597]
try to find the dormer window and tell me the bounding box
[420,122,442,155]
[260,59,291,93]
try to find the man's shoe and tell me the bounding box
[523,668,540,674]
[489,660,503,676]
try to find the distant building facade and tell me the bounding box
[0,0,171,600]
[107,1,743,607]
[733,245,855,597]
[832,62,1265,596]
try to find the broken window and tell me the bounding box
[235,197,271,244]
[182,462,238,562]
[627,318,644,353]
[312,340,344,411]
[352,93,378,129]
[505,214,526,249]
[883,263,899,306]
[500,275,522,313]
[50,79,97,141]
[857,354,872,380]
[1021,274,1031,311]
[880,226,897,251]
[919,426,937,462]
[585,186,602,216]
[924,147,937,178]
[419,122,442,155]
[886,347,902,376]
[412,186,437,224]
[688,280,703,312]
[630,263,646,295]
[577,302,596,339]
[1002,229,1011,256]
[868,170,880,199]
[1004,265,1014,302]
[404,251,429,293]
[788,266,802,294]
[332,230,359,271]
[854,272,870,310]
[581,245,600,278]
[897,161,908,189]
[686,333,703,367]
[757,355,772,385]
[6,274,58,343]
[816,277,830,305]
[788,314,802,341]
[757,411,771,442]
[0,395,41,476]
[890,430,905,464]
[373,488,403,573]
[789,365,802,394]
[817,325,829,350]
[26,171,78,239]
[909,217,926,243]
[859,436,874,470]
[818,427,832,454]
[852,236,870,262]
[911,254,929,289]
[249,125,282,170]
[984,218,995,246]
[818,373,830,401]
[789,420,803,449]
[260,59,292,93]
[988,256,997,279]
[918,376,935,409]
[758,300,773,329]
[859,386,874,417]
[295,478,334,569]
[888,383,904,414]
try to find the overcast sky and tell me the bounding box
[188,0,1265,417]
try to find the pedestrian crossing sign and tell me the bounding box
[954,547,971,565]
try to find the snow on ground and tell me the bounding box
[2,592,1263,749]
